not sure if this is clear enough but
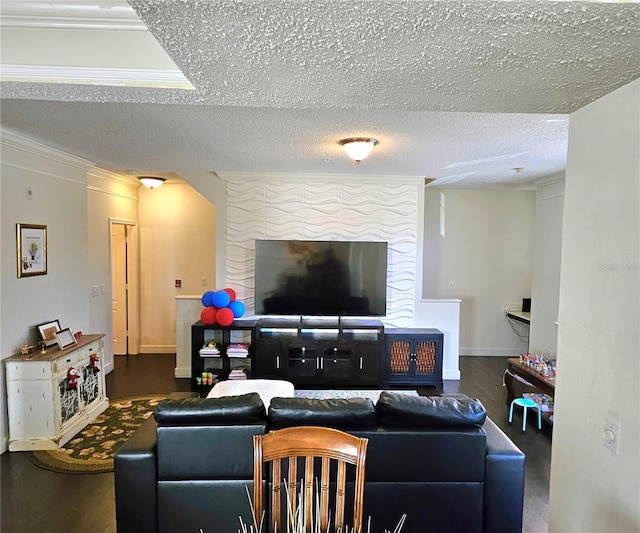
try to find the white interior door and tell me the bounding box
[111,224,128,355]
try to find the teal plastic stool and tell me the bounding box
[509,398,542,431]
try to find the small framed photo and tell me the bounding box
[55,328,77,350]
[17,223,47,277]
[36,319,62,347]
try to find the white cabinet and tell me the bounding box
[5,334,108,451]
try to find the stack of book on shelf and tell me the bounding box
[199,341,220,357]
[228,366,249,380]
[226,343,249,357]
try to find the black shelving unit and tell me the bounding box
[190,319,258,390]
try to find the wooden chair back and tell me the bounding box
[253,426,368,532]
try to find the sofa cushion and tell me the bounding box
[153,393,266,426]
[377,391,486,428]
[268,397,377,429]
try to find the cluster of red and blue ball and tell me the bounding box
[200,288,246,326]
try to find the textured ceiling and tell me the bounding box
[129,0,640,113]
[1,1,639,187]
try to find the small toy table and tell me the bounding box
[504,357,556,425]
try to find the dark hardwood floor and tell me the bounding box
[439,357,552,533]
[1,355,550,533]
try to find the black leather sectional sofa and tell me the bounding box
[114,391,525,533]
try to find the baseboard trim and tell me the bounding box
[139,345,176,354]
[175,366,191,379]
[459,347,524,356]
[443,369,461,380]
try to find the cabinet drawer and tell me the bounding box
[78,340,102,361]
[52,351,83,377]
[322,357,351,378]
[6,360,54,380]
[289,357,317,377]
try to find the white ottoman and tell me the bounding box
[206,378,295,408]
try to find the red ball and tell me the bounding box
[200,306,218,325]
[216,307,234,326]
[223,287,236,303]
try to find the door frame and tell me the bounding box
[109,218,140,355]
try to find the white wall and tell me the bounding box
[220,175,423,327]
[548,78,639,532]
[413,298,462,379]
[0,131,220,452]
[87,167,140,368]
[423,188,536,355]
[138,182,216,353]
[529,176,564,356]
[0,130,94,453]
[178,171,228,287]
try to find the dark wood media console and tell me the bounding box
[254,317,383,387]
[382,328,444,388]
[191,317,444,389]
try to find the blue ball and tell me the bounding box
[212,290,231,308]
[201,291,215,307]
[228,300,245,318]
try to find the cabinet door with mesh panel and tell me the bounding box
[383,329,443,387]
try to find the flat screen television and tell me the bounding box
[254,240,388,316]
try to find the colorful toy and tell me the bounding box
[201,290,216,307]
[518,353,556,377]
[200,306,219,325]
[200,287,246,326]
[89,354,100,374]
[67,367,79,389]
[212,290,231,308]
[228,300,245,318]
[216,307,234,326]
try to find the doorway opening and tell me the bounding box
[110,219,139,355]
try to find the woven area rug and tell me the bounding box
[293,389,419,402]
[28,395,166,474]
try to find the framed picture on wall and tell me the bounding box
[17,223,47,277]
[36,319,62,347]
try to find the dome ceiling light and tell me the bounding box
[339,138,378,164]
[138,176,166,189]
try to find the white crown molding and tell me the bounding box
[216,171,425,184]
[1,127,95,170]
[0,1,146,31]
[534,172,566,188]
[0,15,147,31]
[1,65,194,90]
[87,167,140,187]
[87,168,140,201]
[86,184,139,201]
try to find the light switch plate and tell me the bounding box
[603,417,620,454]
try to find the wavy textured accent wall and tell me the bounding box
[225,179,420,327]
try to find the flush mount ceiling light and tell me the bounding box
[138,176,166,189]
[339,137,378,164]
